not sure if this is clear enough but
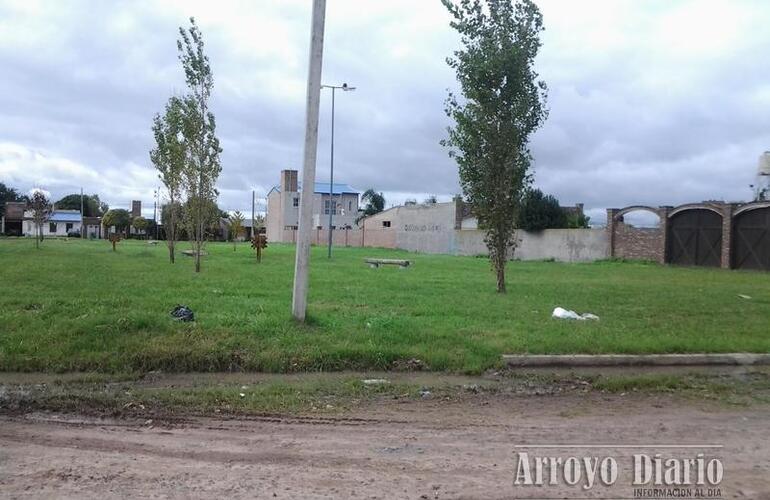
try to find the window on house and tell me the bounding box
[293,197,299,207]
[49,222,57,233]
[382,221,391,228]
[324,200,337,215]
[348,201,352,211]
[66,223,73,232]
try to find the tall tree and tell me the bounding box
[151,96,187,263]
[441,0,548,292]
[54,193,108,217]
[28,189,51,249]
[177,17,222,272]
[357,189,386,223]
[227,210,245,250]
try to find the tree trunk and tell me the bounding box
[168,209,176,264]
[194,216,202,273]
[495,262,506,293]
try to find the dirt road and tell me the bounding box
[1,391,768,499]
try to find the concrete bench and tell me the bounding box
[365,258,411,269]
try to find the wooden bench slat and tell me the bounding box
[364,258,411,268]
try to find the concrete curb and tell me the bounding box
[502,353,770,367]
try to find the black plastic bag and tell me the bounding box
[170,305,195,322]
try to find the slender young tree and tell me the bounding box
[150,96,187,263]
[177,17,222,273]
[227,211,245,251]
[28,189,51,249]
[441,0,548,292]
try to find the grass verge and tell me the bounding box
[1,238,769,373]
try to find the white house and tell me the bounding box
[266,169,360,242]
[24,210,82,237]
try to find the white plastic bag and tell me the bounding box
[552,307,599,321]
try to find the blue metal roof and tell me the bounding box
[271,182,359,195]
[49,211,82,222]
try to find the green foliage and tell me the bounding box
[517,188,566,231]
[227,211,245,249]
[102,209,132,234]
[161,203,184,232]
[1,239,769,373]
[183,197,222,238]
[132,216,149,234]
[516,189,590,230]
[566,211,590,229]
[441,0,548,292]
[358,189,386,223]
[54,193,108,217]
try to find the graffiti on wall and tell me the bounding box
[403,224,443,232]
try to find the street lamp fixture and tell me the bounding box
[320,82,356,258]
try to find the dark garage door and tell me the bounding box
[667,209,722,267]
[733,207,770,271]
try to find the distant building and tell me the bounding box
[266,169,360,243]
[23,210,82,237]
[1,201,27,236]
[131,200,142,218]
[82,216,103,239]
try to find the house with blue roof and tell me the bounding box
[266,170,360,242]
[23,209,83,237]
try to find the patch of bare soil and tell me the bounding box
[0,388,768,499]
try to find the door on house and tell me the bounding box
[732,206,770,271]
[666,209,722,267]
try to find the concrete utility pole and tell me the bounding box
[321,83,355,258]
[292,0,327,322]
[251,190,256,239]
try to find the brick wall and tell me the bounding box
[606,207,666,263]
[613,223,664,262]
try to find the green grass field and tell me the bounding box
[0,238,768,374]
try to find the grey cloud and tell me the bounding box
[1,0,769,219]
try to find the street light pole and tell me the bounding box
[321,82,355,258]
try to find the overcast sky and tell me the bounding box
[1,0,769,223]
